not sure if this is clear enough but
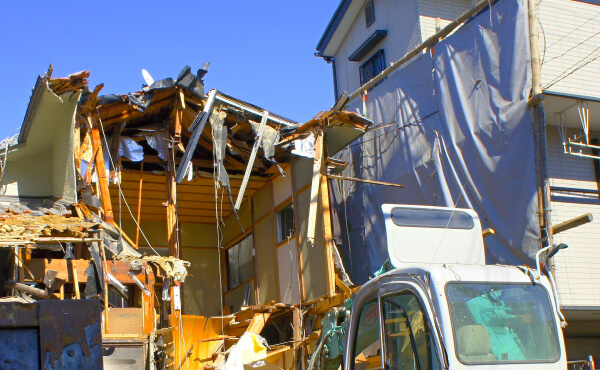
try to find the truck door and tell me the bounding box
[379,286,443,370]
[347,283,444,370]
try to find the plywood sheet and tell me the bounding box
[169,315,231,369]
[181,223,217,247]
[107,308,143,334]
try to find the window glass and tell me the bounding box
[277,204,295,242]
[360,49,386,87]
[382,293,440,370]
[390,208,474,229]
[365,0,375,28]
[446,283,560,363]
[226,234,254,290]
[353,299,382,370]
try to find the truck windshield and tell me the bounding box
[446,283,560,364]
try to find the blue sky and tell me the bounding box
[0,1,338,139]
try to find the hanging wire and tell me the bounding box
[544,47,600,90]
[544,9,600,52]
[95,109,161,256]
[209,107,228,357]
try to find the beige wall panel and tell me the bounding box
[252,185,273,222]
[254,215,278,304]
[222,201,252,246]
[272,174,292,207]
[182,247,222,316]
[297,188,328,300]
[277,238,301,305]
[292,156,314,190]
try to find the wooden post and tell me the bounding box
[100,244,110,334]
[86,114,114,222]
[321,168,337,298]
[136,163,144,246]
[69,260,81,299]
[306,129,323,248]
[166,139,179,259]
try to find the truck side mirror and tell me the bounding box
[546,243,568,259]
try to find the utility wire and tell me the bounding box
[544,46,600,90]
[542,28,600,65]
[544,9,600,51]
[96,109,161,256]
[347,111,439,149]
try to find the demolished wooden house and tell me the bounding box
[0,65,371,368]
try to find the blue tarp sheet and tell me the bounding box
[331,0,539,283]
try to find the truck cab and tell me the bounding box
[342,205,567,369]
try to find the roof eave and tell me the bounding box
[316,0,354,57]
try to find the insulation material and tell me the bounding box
[0,80,80,203]
[333,0,539,284]
[107,136,144,163]
[277,238,301,305]
[222,332,269,370]
[182,247,222,316]
[253,215,278,304]
[297,188,327,300]
[142,129,169,161]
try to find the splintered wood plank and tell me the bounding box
[246,312,271,335]
[306,129,323,247]
[321,173,336,298]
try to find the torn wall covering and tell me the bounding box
[0,72,81,203]
[332,0,540,283]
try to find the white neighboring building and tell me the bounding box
[316,0,600,360]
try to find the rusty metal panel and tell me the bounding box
[39,300,103,369]
[0,328,40,368]
[0,299,103,369]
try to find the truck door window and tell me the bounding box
[353,299,382,370]
[382,293,441,370]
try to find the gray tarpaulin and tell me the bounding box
[332,0,539,284]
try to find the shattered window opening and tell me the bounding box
[226,234,255,291]
[277,203,295,242]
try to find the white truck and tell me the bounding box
[312,204,570,369]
